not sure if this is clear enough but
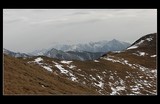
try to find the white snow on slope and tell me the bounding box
[41,85,45,88]
[53,61,78,82]
[138,51,145,56]
[70,77,77,81]
[110,86,125,95]
[127,46,138,50]
[69,73,77,82]
[55,64,69,74]
[137,40,145,45]
[109,76,114,80]
[42,66,52,72]
[127,40,145,50]
[89,75,97,81]
[68,65,76,69]
[146,37,153,41]
[151,55,156,57]
[59,60,77,69]
[34,57,43,63]
[102,55,156,77]
[127,37,153,51]
[28,57,53,72]
[77,69,81,71]
[61,60,72,64]
[94,60,99,62]
[103,56,133,67]
[97,75,103,80]
[94,81,104,89]
[130,85,141,94]
[131,85,139,91]
[133,51,148,56]
[104,57,119,62]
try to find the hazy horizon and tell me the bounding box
[3,9,157,53]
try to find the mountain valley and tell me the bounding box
[3,33,157,95]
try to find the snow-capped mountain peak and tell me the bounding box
[50,39,130,53]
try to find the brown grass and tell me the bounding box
[3,55,98,95]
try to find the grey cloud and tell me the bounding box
[71,11,91,15]
[4,17,28,24]
[4,18,21,24]
[3,9,157,53]
[55,18,102,28]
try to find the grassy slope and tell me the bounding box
[4,54,98,95]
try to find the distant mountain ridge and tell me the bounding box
[4,39,130,61]
[44,48,104,61]
[29,39,130,60]
[52,39,130,52]
[3,48,29,58]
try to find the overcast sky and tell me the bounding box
[3,9,157,53]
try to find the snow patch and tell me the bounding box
[90,75,97,81]
[70,77,77,81]
[109,76,114,80]
[151,70,156,73]
[133,51,148,56]
[28,57,53,72]
[94,60,99,62]
[138,52,145,56]
[69,73,77,82]
[42,66,52,72]
[68,65,76,69]
[41,85,45,88]
[102,71,106,74]
[131,86,139,91]
[151,55,156,57]
[94,81,104,89]
[55,64,69,74]
[77,69,81,71]
[110,86,125,95]
[127,45,138,50]
[132,53,139,56]
[53,61,78,82]
[61,60,72,64]
[34,57,43,63]
[127,40,145,50]
[104,57,121,63]
[146,37,153,41]
[137,40,145,45]
[97,75,103,80]
[103,55,154,75]
[103,56,132,67]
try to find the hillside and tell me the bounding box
[4,54,98,94]
[3,33,157,95]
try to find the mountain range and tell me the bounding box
[3,48,29,58]
[3,39,130,61]
[28,39,130,60]
[51,39,130,52]
[3,33,157,95]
